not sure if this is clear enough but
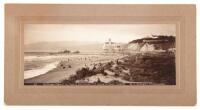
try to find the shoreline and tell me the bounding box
[24,61,60,79]
[24,53,124,83]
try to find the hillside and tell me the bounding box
[129,35,175,44]
[127,35,175,52]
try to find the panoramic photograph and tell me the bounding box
[24,24,176,86]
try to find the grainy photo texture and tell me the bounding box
[24,24,176,86]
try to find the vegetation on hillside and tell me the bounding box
[60,52,176,85]
[129,35,175,44]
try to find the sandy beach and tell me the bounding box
[24,52,175,85]
[24,53,125,84]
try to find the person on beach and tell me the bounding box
[92,65,96,70]
[99,62,102,67]
[84,64,88,68]
[116,59,119,65]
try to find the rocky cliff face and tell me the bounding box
[127,35,175,52]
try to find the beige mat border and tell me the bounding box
[5,4,196,105]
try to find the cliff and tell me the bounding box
[127,35,175,52]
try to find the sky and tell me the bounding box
[24,24,176,44]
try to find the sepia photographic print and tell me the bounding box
[24,24,176,86]
[5,4,196,105]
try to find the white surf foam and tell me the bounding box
[24,61,59,79]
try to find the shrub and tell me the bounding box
[107,80,123,85]
[60,75,77,85]
[75,67,96,79]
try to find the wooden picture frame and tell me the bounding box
[5,4,196,105]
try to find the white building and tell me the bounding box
[102,38,123,53]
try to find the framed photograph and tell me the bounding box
[5,4,196,105]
